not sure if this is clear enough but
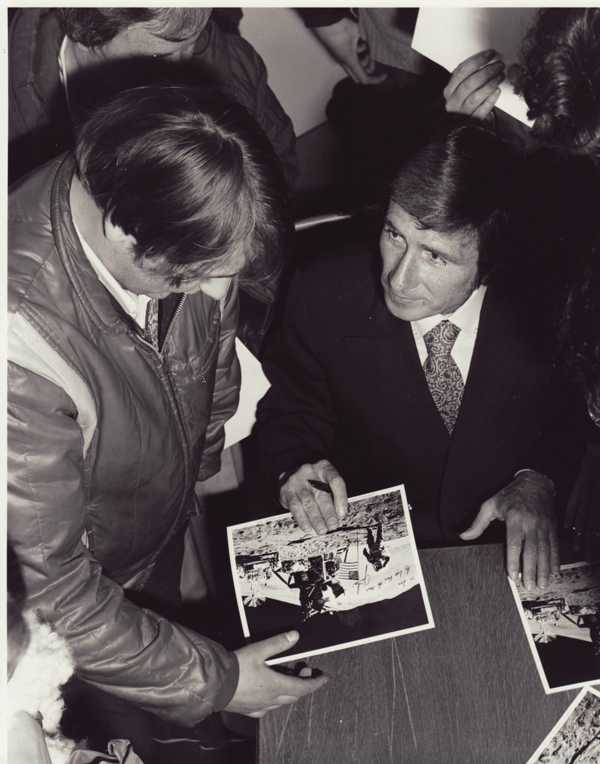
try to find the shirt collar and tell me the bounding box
[412,284,487,339]
[72,220,151,328]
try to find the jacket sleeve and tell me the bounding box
[255,267,336,490]
[8,9,57,144]
[8,9,71,183]
[197,281,241,481]
[219,32,298,189]
[8,362,239,726]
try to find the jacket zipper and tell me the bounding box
[130,295,221,575]
[161,294,187,354]
[131,298,194,568]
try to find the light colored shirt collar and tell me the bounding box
[412,284,487,341]
[72,220,151,329]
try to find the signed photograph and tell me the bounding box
[227,485,434,664]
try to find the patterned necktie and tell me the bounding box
[144,298,160,351]
[423,320,464,433]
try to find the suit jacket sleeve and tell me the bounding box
[256,267,337,488]
[8,362,239,726]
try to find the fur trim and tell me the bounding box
[7,612,76,763]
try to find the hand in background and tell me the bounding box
[312,18,387,85]
[444,49,505,120]
[280,460,348,535]
[226,632,329,718]
[460,471,559,590]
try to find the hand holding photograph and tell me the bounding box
[227,485,434,664]
[510,561,600,694]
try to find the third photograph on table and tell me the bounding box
[511,561,600,693]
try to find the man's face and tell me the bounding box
[118,247,246,302]
[99,11,212,62]
[379,202,480,321]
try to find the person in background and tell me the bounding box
[298,8,428,86]
[8,7,296,188]
[444,8,600,160]
[297,8,446,207]
[8,84,327,763]
[255,116,587,593]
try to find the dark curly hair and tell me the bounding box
[519,9,600,162]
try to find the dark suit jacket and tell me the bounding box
[256,243,586,545]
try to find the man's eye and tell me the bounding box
[384,225,403,244]
[424,250,446,266]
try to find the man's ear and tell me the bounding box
[104,216,137,248]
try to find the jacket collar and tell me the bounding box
[50,154,138,335]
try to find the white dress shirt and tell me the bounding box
[411,285,487,383]
[73,221,151,330]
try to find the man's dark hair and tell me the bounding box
[389,116,519,284]
[519,9,600,162]
[58,7,211,48]
[75,85,287,288]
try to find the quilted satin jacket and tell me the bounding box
[7,155,241,725]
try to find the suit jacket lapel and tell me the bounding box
[441,289,524,531]
[342,289,450,469]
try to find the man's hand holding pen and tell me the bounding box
[279,460,348,535]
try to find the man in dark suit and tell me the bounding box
[255,116,585,592]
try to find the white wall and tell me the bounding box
[240,8,345,137]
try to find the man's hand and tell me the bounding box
[225,631,329,718]
[312,18,387,85]
[460,471,559,590]
[444,49,505,120]
[280,460,348,535]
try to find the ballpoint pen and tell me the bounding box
[308,479,333,496]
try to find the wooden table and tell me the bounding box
[259,543,577,764]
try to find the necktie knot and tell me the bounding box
[423,320,460,357]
